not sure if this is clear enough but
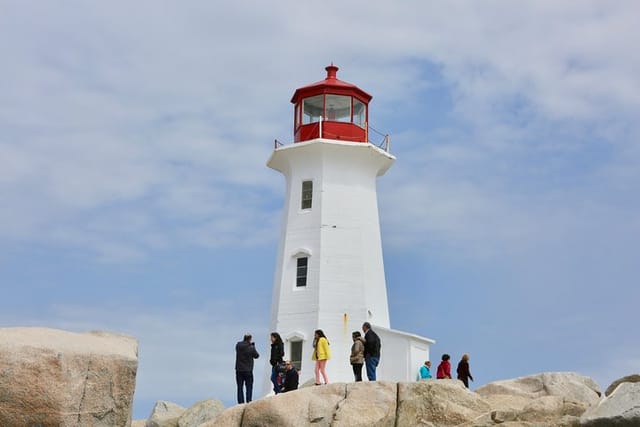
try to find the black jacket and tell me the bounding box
[235,340,259,372]
[270,342,284,367]
[364,329,381,358]
[282,367,299,392]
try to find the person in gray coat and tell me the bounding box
[235,333,259,404]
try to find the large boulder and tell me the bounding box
[177,398,225,427]
[204,382,397,427]
[476,372,601,406]
[205,381,491,427]
[0,327,138,427]
[604,374,640,397]
[397,380,491,426]
[146,400,186,427]
[473,372,601,426]
[580,382,640,426]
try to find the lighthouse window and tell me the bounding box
[290,340,303,370]
[325,95,351,123]
[296,257,308,287]
[303,95,323,124]
[353,99,366,128]
[301,180,313,210]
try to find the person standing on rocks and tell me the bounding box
[312,329,331,385]
[362,322,381,381]
[350,331,366,382]
[436,353,452,379]
[235,333,259,404]
[269,332,285,394]
[417,360,432,380]
[456,353,474,388]
[281,360,299,392]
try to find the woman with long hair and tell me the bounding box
[312,329,331,385]
[269,332,284,393]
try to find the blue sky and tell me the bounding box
[1,0,639,420]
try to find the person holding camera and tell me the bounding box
[235,333,260,404]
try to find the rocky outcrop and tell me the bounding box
[581,382,640,426]
[474,372,601,426]
[147,400,186,427]
[604,373,640,396]
[200,372,616,427]
[178,399,225,427]
[0,327,138,427]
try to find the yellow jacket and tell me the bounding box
[312,337,331,361]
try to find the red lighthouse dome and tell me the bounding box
[291,64,372,143]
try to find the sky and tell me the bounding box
[1,0,639,420]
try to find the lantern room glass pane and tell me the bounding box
[303,95,323,124]
[353,99,366,128]
[295,103,300,129]
[325,95,351,122]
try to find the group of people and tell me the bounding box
[234,322,383,404]
[417,353,474,388]
[311,322,382,386]
[233,332,301,404]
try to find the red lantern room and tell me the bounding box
[291,64,372,143]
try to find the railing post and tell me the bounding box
[385,134,390,152]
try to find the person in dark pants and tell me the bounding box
[235,333,259,404]
[269,332,285,394]
[362,322,381,381]
[281,360,299,393]
[456,353,474,388]
[350,331,365,382]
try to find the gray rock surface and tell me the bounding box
[604,373,640,397]
[146,400,186,427]
[0,327,138,427]
[580,382,640,426]
[177,398,225,427]
[476,372,601,406]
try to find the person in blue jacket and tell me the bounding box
[417,360,432,380]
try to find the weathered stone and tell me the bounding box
[241,383,347,426]
[146,400,186,427]
[333,381,396,427]
[517,395,587,422]
[177,398,225,427]
[476,372,601,407]
[397,379,492,426]
[604,373,640,397]
[0,327,137,427]
[132,420,146,427]
[492,409,518,423]
[580,382,640,426]
[199,403,244,427]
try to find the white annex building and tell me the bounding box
[266,65,434,388]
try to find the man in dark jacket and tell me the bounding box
[235,333,260,403]
[362,322,381,381]
[281,360,299,393]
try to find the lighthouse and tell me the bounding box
[266,65,434,389]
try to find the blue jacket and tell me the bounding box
[418,365,432,380]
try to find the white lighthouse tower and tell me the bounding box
[266,65,434,388]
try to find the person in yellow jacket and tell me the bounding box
[312,329,331,385]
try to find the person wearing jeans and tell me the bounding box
[235,333,259,404]
[362,322,381,381]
